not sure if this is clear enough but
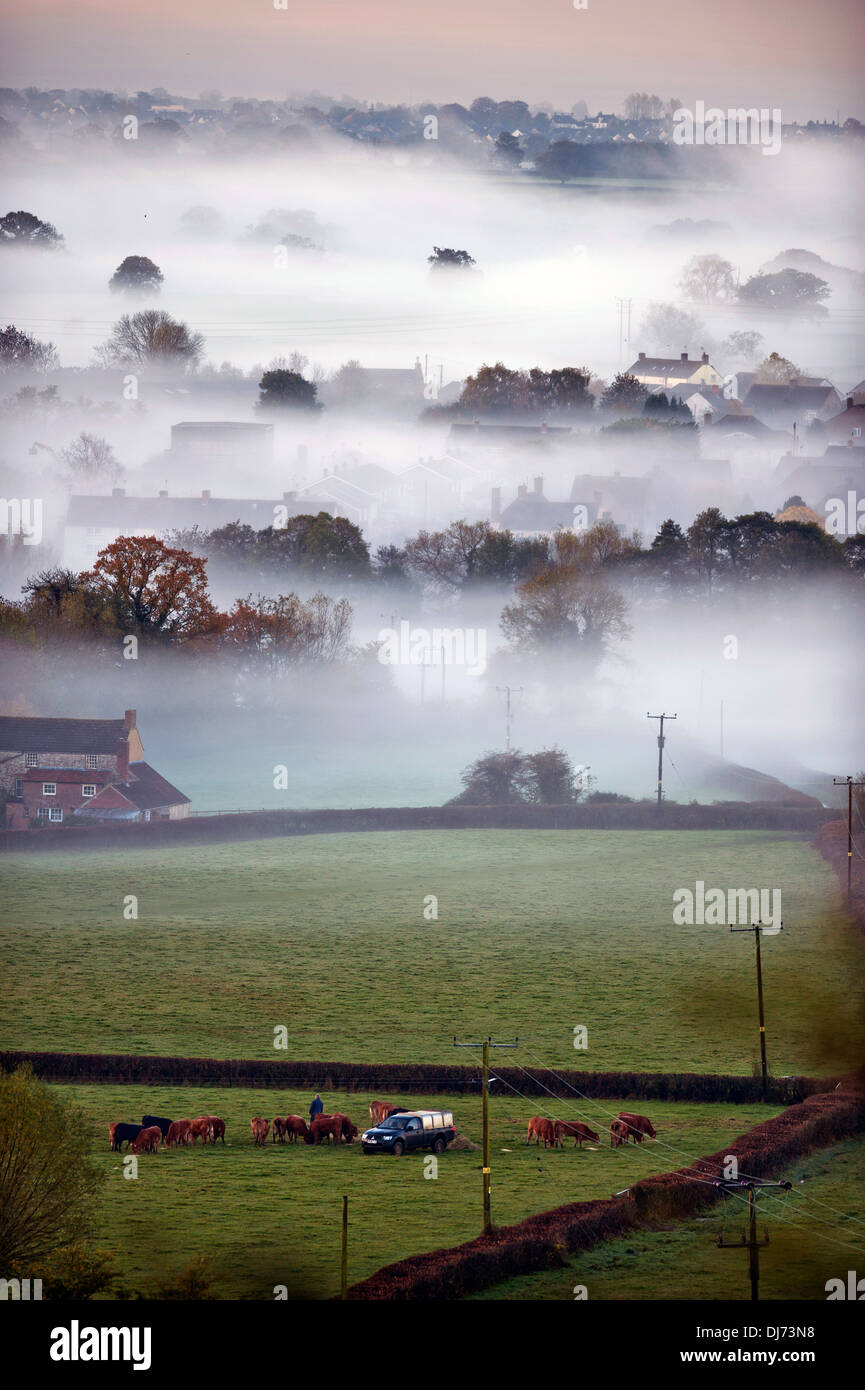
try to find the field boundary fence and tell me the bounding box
[0,1050,844,1105]
[0,800,836,853]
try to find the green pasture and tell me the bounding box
[468,1137,865,1302]
[56,1083,779,1300]
[2,830,862,1073]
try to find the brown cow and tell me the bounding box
[555,1120,600,1148]
[369,1101,405,1125]
[187,1116,210,1145]
[166,1119,192,1148]
[131,1125,161,1155]
[284,1115,308,1143]
[331,1114,358,1143]
[526,1116,557,1148]
[609,1119,629,1148]
[306,1115,342,1145]
[206,1116,225,1145]
[618,1112,657,1144]
[250,1117,270,1146]
[272,1117,287,1144]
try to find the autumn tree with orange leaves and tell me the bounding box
[83,535,218,641]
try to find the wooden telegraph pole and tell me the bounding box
[730,920,783,1100]
[647,712,676,809]
[833,776,865,908]
[453,1036,518,1233]
[715,1178,792,1300]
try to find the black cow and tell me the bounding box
[109,1122,143,1152]
[142,1114,172,1140]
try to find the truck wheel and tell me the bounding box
[433,1137,445,1154]
[392,1140,405,1157]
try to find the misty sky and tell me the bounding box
[3,0,864,121]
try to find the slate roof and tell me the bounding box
[743,383,839,415]
[499,496,578,531]
[120,761,190,811]
[0,716,127,754]
[73,761,189,815]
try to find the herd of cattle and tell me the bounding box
[251,1113,359,1145]
[526,1112,657,1149]
[108,1114,226,1153]
[106,1102,406,1154]
[107,1103,655,1155]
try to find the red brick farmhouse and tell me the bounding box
[1,709,190,830]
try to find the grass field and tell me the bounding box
[2,830,862,1074]
[468,1138,865,1302]
[54,1082,780,1300]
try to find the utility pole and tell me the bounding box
[616,297,633,366]
[833,776,865,908]
[453,1036,518,1233]
[647,711,676,809]
[719,699,724,759]
[496,686,523,752]
[340,1195,348,1299]
[715,1178,791,1300]
[730,920,783,1100]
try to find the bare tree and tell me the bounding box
[679,254,736,303]
[60,432,124,486]
[94,309,204,369]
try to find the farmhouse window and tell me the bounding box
[82,784,96,798]
[13,778,22,798]
[85,754,98,769]
[42,782,57,796]
[36,808,49,819]
[25,752,38,767]
[49,807,63,822]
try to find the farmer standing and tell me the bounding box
[309,1093,323,1125]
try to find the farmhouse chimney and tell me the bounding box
[115,736,129,782]
[124,709,136,730]
[638,351,646,361]
[533,476,544,495]
[491,486,501,523]
[517,484,528,499]
[680,351,688,362]
[701,351,709,364]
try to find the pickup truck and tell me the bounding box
[361,1109,456,1156]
